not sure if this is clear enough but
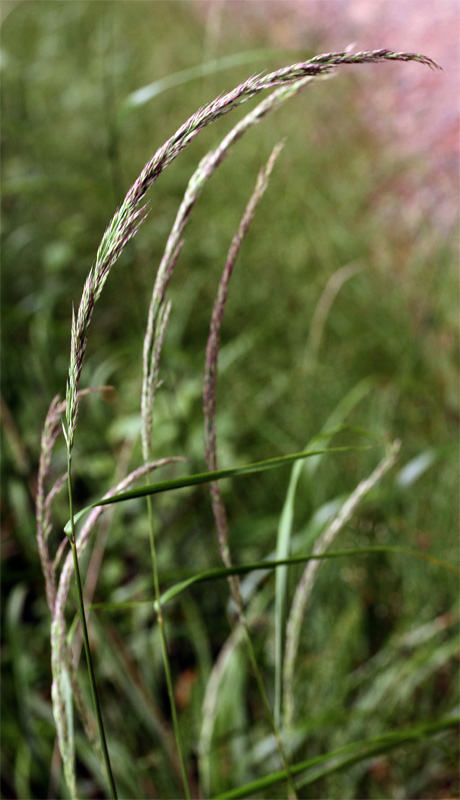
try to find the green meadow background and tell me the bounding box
[1,2,458,798]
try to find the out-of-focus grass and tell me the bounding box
[1,2,458,798]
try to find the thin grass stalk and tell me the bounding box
[65,461,118,798]
[142,375,192,795]
[51,459,182,794]
[198,592,267,796]
[204,141,285,571]
[303,262,364,370]
[141,244,190,794]
[37,391,112,792]
[71,436,135,668]
[203,142,299,798]
[37,389,111,614]
[282,440,401,739]
[145,493,192,798]
[63,388,119,798]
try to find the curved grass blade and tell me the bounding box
[64,444,374,532]
[283,439,400,738]
[213,716,459,799]
[88,546,458,613]
[120,49,287,117]
[274,378,374,725]
[100,445,375,504]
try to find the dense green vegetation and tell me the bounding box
[2,3,458,798]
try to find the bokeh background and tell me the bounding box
[1,2,459,798]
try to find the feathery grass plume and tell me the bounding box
[142,289,175,461]
[142,67,335,466]
[68,50,439,450]
[282,440,401,738]
[140,138,290,792]
[50,613,77,798]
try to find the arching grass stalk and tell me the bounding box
[37,390,115,796]
[64,459,118,799]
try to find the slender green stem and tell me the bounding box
[66,457,118,799]
[146,491,191,799]
[240,623,297,800]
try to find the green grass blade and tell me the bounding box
[64,444,374,533]
[274,379,375,725]
[119,49,287,117]
[214,716,459,799]
[88,546,458,613]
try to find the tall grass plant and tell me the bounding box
[2,4,458,798]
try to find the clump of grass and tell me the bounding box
[35,49,445,799]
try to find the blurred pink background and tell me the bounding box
[196,0,460,230]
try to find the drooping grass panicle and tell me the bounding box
[65,203,147,451]
[141,75,315,461]
[139,90,301,800]
[203,141,285,571]
[68,50,438,451]
[282,440,401,737]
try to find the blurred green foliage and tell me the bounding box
[1,2,458,798]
